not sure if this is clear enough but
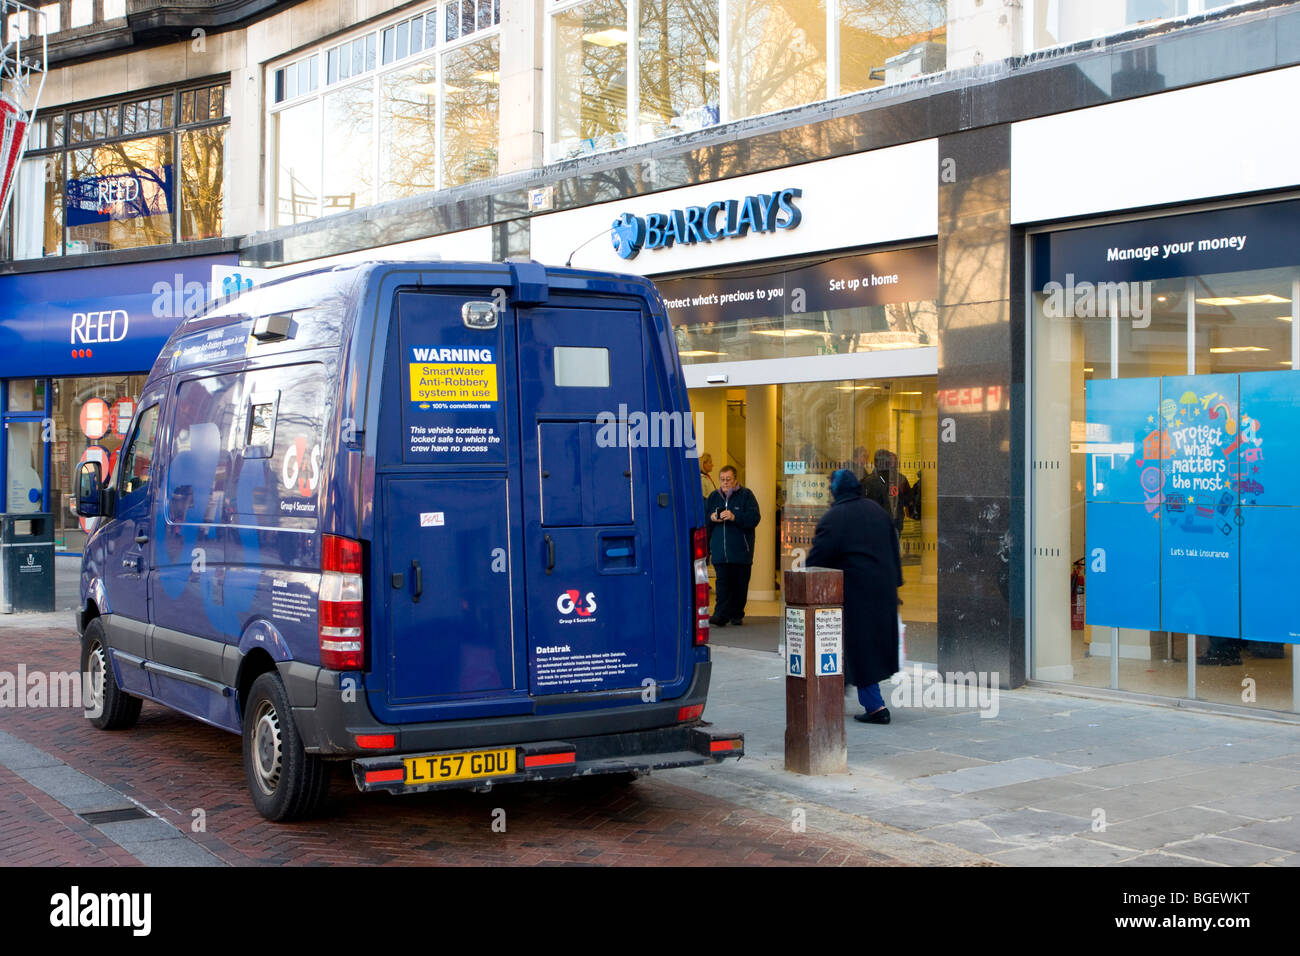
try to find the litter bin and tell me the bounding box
[0,513,55,613]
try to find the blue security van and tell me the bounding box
[75,261,742,820]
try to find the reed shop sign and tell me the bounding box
[611,188,803,260]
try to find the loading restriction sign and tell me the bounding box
[815,608,843,676]
[785,606,806,678]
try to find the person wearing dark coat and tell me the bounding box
[705,465,761,626]
[806,468,903,724]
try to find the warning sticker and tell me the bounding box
[409,346,498,408]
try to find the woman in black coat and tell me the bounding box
[806,469,903,724]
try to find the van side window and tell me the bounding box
[554,346,610,388]
[119,404,160,500]
[243,392,281,458]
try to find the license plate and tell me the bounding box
[404,748,516,785]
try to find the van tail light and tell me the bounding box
[692,526,709,646]
[320,534,365,670]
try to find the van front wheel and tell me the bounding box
[242,671,330,821]
[81,619,142,730]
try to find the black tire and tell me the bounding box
[81,618,142,731]
[242,671,331,821]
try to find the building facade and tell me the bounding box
[3,0,1299,716]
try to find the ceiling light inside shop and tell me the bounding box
[899,391,923,395]
[1195,294,1291,306]
[704,59,720,72]
[834,384,881,390]
[751,329,820,337]
[1278,315,1294,321]
[583,28,629,46]
[1208,346,1268,353]
[1084,367,1095,372]
[471,70,499,84]
[678,349,723,357]
[1281,360,1293,366]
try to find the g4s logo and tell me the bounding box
[556,589,598,617]
[282,436,322,497]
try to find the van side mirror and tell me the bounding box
[76,461,107,518]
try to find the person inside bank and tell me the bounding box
[706,466,760,627]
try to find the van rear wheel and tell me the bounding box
[242,671,330,821]
[81,619,141,730]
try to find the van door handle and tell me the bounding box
[134,533,149,544]
[411,560,422,601]
[545,535,555,575]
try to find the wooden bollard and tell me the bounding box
[783,567,846,775]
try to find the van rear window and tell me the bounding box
[553,347,610,388]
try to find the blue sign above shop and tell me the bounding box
[1033,199,1300,287]
[1085,370,1300,642]
[0,253,237,378]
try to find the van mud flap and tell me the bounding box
[351,724,744,795]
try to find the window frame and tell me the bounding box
[265,2,501,228]
[7,80,231,260]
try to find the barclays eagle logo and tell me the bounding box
[611,213,646,260]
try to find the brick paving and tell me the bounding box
[0,621,902,867]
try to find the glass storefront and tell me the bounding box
[51,375,148,552]
[781,377,939,664]
[1031,199,1299,713]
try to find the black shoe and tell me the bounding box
[730,618,744,626]
[709,616,727,627]
[1197,654,1241,666]
[854,708,891,724]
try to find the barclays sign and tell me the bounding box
[611,188,803,260]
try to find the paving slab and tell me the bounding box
[987,837,1141,867]
[1166,835,1291,866]
[961,776,1108,811]
[924,757,1083,793]
[977,808,1093,841]
[1218,819,1300,854]
[1078,806,1252,851]
[1198,786,1300,820]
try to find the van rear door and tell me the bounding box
[516,305,661,698]
[377,291,524,711]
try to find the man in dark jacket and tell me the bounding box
[706,465,761,626]
[807,468,902,723]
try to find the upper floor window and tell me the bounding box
[1026,0,1249,52]
[547,0,947,162]
[269,2,501,227]
[6,81,230,260]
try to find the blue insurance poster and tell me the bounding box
[1085,371,1300,642]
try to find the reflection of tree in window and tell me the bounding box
[553,0,629,153]
[323,80,376,212]
[639,0,719,138]
[839,0,946,95]
[443,36,499,187]
[180,126,226,241]
[380,59,439,200]
[728,0,827,121]
[68,136,174,251]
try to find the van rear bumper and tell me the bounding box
[292,659,716,757]
[351,723,745,795]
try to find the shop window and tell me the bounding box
[637,0,719,141]
[442,36,499,188]
[727,0,827,121]
[1027,0,1245,52]
[10,85,226,258]
[838,0,946,95]
[662,246,938,365]
[51,375,148,551]
[551,0,630,159]
[1030,203,1298,712]
[272,3,499,217]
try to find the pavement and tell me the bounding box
[2,558,1299,867]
